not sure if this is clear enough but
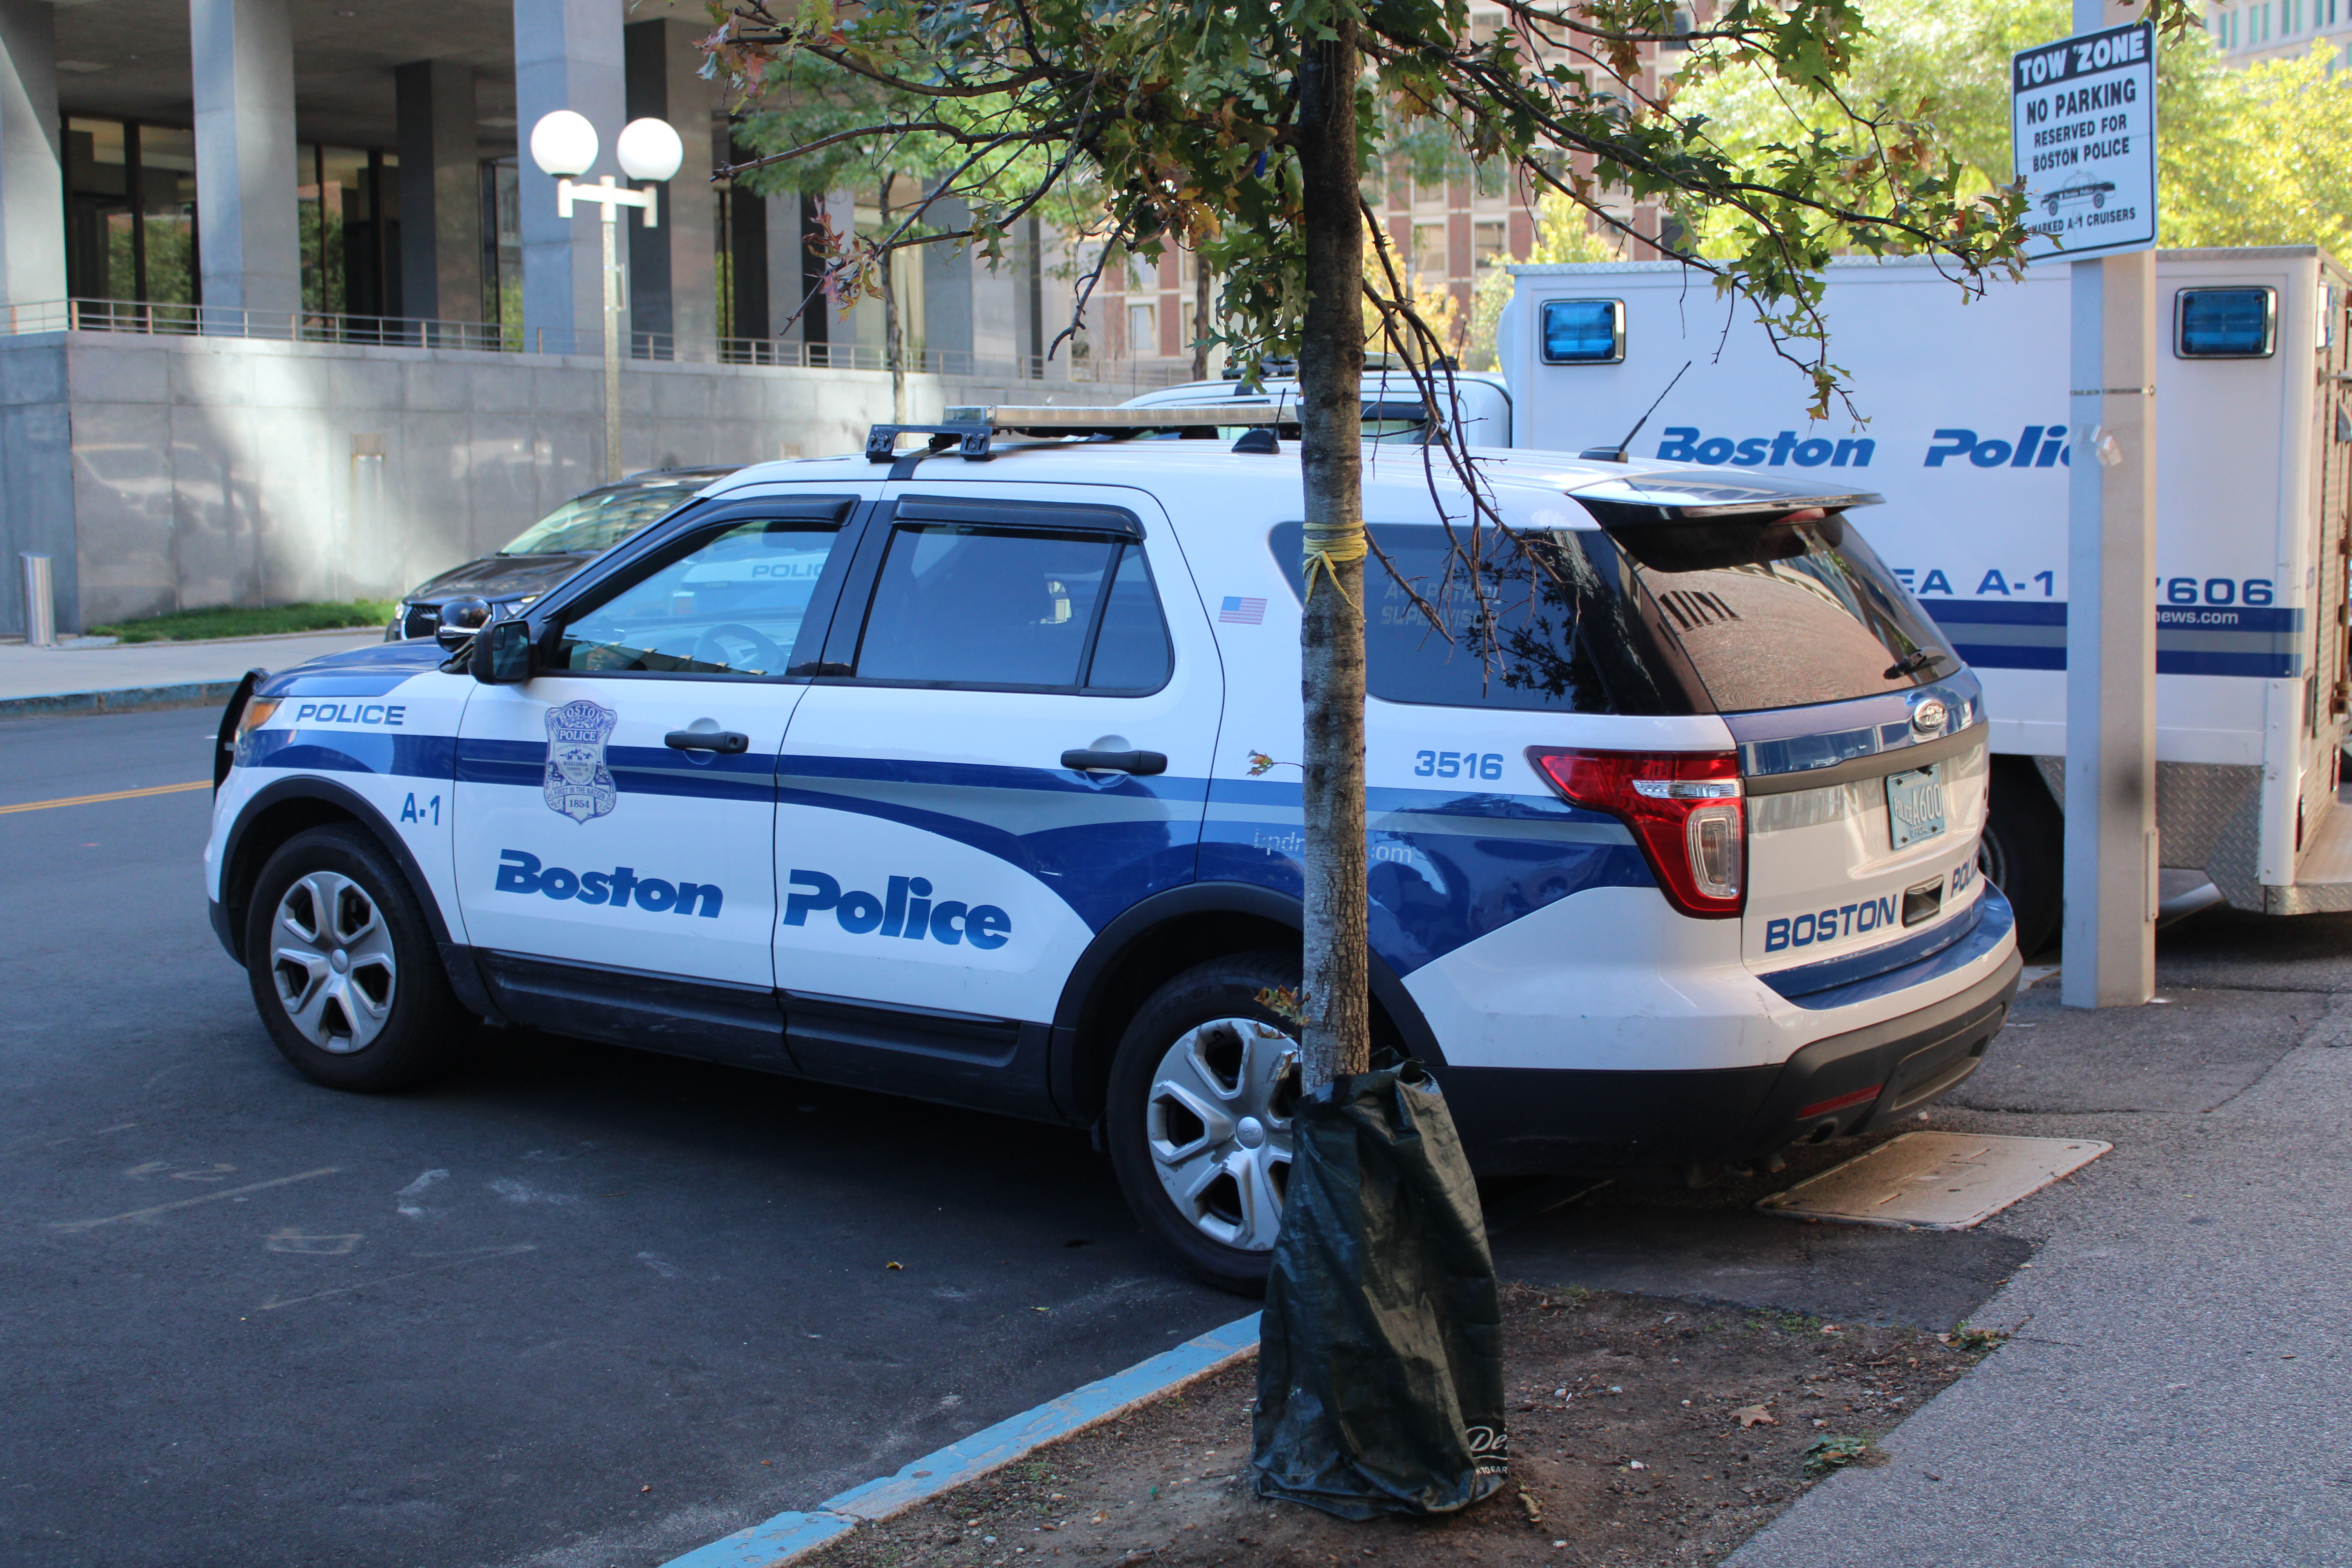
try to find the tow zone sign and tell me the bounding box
[2011,20,2158,261]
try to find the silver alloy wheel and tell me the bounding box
[270,870,397,1054]
[1145,1016,1299,1252]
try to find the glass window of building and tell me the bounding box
[63,117,199,310]
[301,146,400,323]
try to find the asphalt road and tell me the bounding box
[13,705,2348,1567]
[0,707,1237,1568]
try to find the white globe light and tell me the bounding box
[617,117,685,182]
[528,110,598,178]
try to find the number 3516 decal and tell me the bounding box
[1414,751,1505,780]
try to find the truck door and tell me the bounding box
[452,493,867,1063]
[772,482,1221,1115]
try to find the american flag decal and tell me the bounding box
[1219,595,1267,625]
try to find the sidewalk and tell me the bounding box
[0,628,384,717]
[1729,967,2352,1566]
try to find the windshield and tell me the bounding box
[1270,509,1956,716]
[500,483,703,556]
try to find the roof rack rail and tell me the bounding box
[864,404,1286,464]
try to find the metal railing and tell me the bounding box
[707,335,1200,389]
[0,299,1203,389]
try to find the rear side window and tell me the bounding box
[1269,521,1700,715]
[1271,510,1953,715]
[853,526,1171,692]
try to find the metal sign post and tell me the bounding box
[2013,5,2160,1007]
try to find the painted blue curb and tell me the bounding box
[662,1313,1261,1568]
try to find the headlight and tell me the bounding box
[234,697,281,740]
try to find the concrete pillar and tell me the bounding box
[190,0,301,316]
[512,0,622,353]
[763,190,801,346]
[922,192,974,372]
[622,18,715,359]
[723,134,769,346]
[394,59,481,324]
[0,0,65,309]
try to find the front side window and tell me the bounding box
[852,525,1171,692]
[554,517,844,676]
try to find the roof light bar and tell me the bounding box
[865,404,1287,463]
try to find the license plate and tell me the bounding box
[1886,762,1947,849]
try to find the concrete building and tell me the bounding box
[0,0,1174,636]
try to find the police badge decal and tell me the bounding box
[543,699,619,823]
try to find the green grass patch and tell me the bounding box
[88,600,399,644]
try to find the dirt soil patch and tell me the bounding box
[800,1285,1994,1568]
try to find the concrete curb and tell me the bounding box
[661,1314,1261,1568]
[0,681,243,719]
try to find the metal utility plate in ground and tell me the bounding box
[1756,1131,2110,1230]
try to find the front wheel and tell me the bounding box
[244,825,462,1092]
[1105,952,1303,1296]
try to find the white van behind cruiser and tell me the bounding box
[205,409,2016,1292]
[1131,245,2352,954]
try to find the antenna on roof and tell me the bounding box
[1580,360,1691,463]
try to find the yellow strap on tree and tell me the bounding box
[1301,519,1367,610]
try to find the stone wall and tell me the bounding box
[0,328,1096,634]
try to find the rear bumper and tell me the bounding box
[1437,936,2022,1177]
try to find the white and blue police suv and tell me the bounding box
[206,408,2020,1292]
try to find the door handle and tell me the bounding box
[666,730,750,754]
[1061,748,1167,775]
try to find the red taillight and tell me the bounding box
[1526,747,1746,918]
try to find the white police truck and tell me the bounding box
[1497,247,2352,956]
[207,406,2018,1292]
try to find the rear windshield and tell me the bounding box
[1269,511,1955,715]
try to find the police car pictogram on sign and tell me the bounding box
[543,699,618,823]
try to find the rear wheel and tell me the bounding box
[1105,952,1302,1296]
[244,825,462,1092]
[1981,759,2064,958]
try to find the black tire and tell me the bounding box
[1981,759,2064,958]
[1105,951,1302,1297]
[243,824,463,1092]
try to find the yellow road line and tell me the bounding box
[0,779,210,815]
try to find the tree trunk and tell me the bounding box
[1192,256,1213,381]
[1293,20,1368,1093]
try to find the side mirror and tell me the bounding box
[434,597,492,649]
[471,619,537,684]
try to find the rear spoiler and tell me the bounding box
[1567,470,1883,527]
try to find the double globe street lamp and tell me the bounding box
[528,110,686,482]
